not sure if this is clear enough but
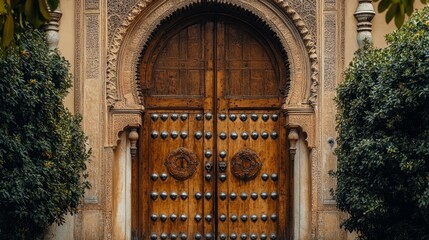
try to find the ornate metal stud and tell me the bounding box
[261,214,268,222]
[261,173,269,181]
[271,114,279,121]
[261,192,268,199]
[195,192,202,200]
[205,161,213,171]
[171,113,179,121]
[251,114,258,121]
[150,192,158,200]
[261,132,269,139]
[194,214,202,222]
[195,233,202,240]
[260,233,267,240]
[180,233,187,240]
[205,192,212,200]
[205,132,212,140]
[205,150,212,158]
[271,173,278,181]
[220,192,227,200]
[230,192,237,200]
[270,192,278,200]
[170,213,177,221]
[219,151,227,159]
[241,132,249,140]
[171,233,178,240]
[205,214,212,222]
[230,215,238,222]
[170,192,178,200]
[240,233,248,240]
[241,214,248,222]
[240,114,247,121]
[219,161,227,172]
[161,131,169,140]
[220,214,227,221]
[219,173,227,182]
[161,114,169,121]
[151,173,158,181]
[251,131,258,140]
[160,214,167,222]
[271,131,278,140]
[230,132,238,140]
[251,214,258,222]
[240,192,248,200]
[151,114,159,121]
[205,112,213,120]
[171,131,179,139]
[250,234,257,240]
[205,174,212,181]
[180,192,188,200]
[150,233,157,240]
[180,131,188,139]
[195,131,202,140]
[160,173,168,181]
[251,192,258,200]
[161,232,168,240]
[160,191,168,200]
[270,214,278,221]
[230,114,237,121]
[230,233,238,240]
[180,214,187,221]
[151,131,159,139]
[205,233,213,240]
[270,233,277,240]
[219,132,227,140]
[219,113,227,121]
[196,114,203,121]
[220,233,227,240]
[262,114,269,121]
[180,114,188,121]
[150,214,158,221]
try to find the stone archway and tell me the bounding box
[106,1,317,239]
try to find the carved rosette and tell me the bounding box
[231,148,262,181]
[164,147,199,181]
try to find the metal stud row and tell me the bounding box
[151,130,189,140]
[218,233,277,240]
[217,113,279,122]
[149,191,190,200]
[218,213,278,222]
[261,173,279,181]
[150,232,276,240]
[150,214,213,223]
[218,192,279,200]
[150,113,189,122]
[221,131,278,140]
[151,173,168,181]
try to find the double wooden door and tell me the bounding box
[136,15,290,240]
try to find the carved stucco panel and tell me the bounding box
[109,113,142,147]
[286,110,316,148]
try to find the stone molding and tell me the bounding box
[106,0,319,110]
[108,109,143,147]
[284,106,316,148]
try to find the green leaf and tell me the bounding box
[38,0,51,21]
[386,3,398,23]
[421,0,427,4]
[24,0,34,19]
[47,0,59,11]
[2,12,13,47]
[395,9,405,27]
[378,0,392,13]
[0,0,6,15]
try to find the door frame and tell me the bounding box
[106,1,317,239]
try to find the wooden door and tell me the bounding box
[136,15,290,240]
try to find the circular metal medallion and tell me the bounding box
[231,148,262,181]
[164,147,199,181]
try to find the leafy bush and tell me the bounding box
[335,6,429,240]
[0,27,90,239]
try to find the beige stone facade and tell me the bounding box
[44,0,425,239]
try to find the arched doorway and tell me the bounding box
[133,5,292,239]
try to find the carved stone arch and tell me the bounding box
[106,0,319,111]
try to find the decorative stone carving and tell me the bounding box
[106,0,319,109]
[164,147,199,181]
[128,128,139,157]
[109,110,142,147]
[45,6,62,50]
[231,148,262,181]
[284,106,315,148]
[354,0,375,47]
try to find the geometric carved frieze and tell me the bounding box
[106,0,319,109]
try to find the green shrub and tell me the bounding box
[0,27,90,239]
[335,6,429,240]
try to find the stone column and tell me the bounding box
[45,5,62,50]
[355,0,376,47]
